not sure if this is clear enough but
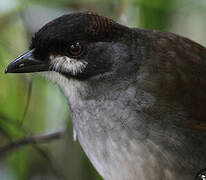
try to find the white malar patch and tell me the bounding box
[49,55,87,75]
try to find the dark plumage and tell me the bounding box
[5,11,206,180]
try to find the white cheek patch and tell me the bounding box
[49,55,87,75]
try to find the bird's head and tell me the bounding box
[5,12,137,81]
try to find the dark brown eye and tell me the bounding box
[69,42,83,56]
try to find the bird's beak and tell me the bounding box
[5,49,49,74]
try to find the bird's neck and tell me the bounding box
[41,71,187,180]
[42,71,153,138]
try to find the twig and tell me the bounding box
[20,78,33,125]
[32,145,69,180]
[0,129,66,158]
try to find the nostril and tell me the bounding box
[19,63,25,68]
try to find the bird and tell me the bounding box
[5,11,206,180]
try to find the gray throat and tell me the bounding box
[41,71,191,180]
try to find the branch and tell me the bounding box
[20,78,33,125]
[31,145,69,180]
[0,129,66,158]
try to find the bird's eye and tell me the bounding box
[69,42,84,56]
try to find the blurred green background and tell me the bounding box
[0,0,205,179]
